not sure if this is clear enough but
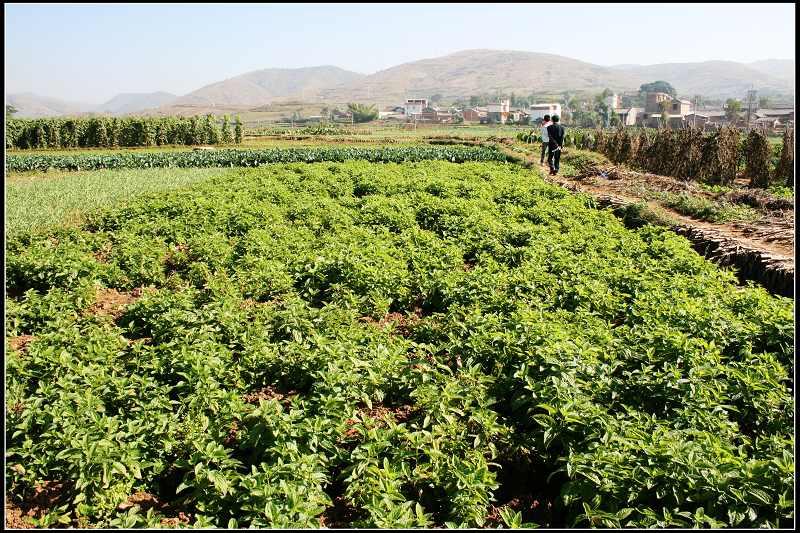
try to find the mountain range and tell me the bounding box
[7,50,794,118]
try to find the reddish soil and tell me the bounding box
[484,494,555,527]
[359,310,422,337]
[223,422,240,447]
[85,287,147,319]
[159,512,191,528]
[117,491,162,512]
[5,500,32,529]
[116,490,192,527]
[6,481,71,528]
[360,404,415,423]
[243,385,298,405]
[319,495,362,528]
[8,335,34,353]
[92,244,113,264]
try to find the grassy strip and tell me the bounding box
[5,167,232,237]
[653,191,762,223]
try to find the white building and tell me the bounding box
[486,99,510,114]
[528,103,562,122]
[404,99,429,117]
[486,99,511,124]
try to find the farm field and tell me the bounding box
[5,167,232,237]
[5,159,794,528]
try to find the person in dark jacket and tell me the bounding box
[546,115,565,175]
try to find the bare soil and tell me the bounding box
[5,500,32,529]
[85,287,147,319]
[8,335,34,353]
[242,385,298,405]
[6,481,71,528]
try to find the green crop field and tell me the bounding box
[5,160,793,528]
[5,167,232,237]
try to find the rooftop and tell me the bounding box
[756,108,794,115]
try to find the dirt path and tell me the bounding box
[534,160,794,296]
[543,165,794,259]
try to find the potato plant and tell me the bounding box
[5,161,793,528]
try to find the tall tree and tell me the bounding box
[347,103,378,123]
[234,115,243,144]
[725,99,742,123]
[221,115,232,143]
[774,128,794,188]
[659,100,671,128]
[6,104,18,119]
[639,80,676,97]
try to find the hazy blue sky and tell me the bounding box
[5,3,795,103]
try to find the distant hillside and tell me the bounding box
[747,59,794,84]
[98,92,178,114]
[10,52,794,118]
[7,91,179,118]
[6,92,96,118]
[610,61,793,97]
[171,66,365,107]
[320,49,643,104]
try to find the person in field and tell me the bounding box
[539,114,552,164]
[546,115,565,175]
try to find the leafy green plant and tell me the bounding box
[5,160,794,528]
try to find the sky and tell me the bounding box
[5,3,796,104]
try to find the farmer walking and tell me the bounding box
[539,114,552,164]
[546,115,565,175]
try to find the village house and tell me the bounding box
[683,113,710,128]
[462,107,486,123]
[528,103,562,122]
[704,111,729,124]
[411,106,455,124]
[754,117,782,130]
[378,106,406,120]
[642,92,693,128]
[614,107,644,126]
[404,98,429,117]
[486,99,510,124]
[331,110,353,123]
[755,108,794,122]
[509,108,529,123]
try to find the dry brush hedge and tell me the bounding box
[528,126,793,188]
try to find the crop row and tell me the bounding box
[518,127,794,188]
[5,146,508,172]
[5,115,244,150]
[5,161,793,528]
